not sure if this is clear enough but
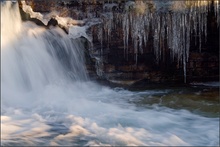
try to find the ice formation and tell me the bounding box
[90,0,219,82]
[21,0,219,83]
[20,0,98,42]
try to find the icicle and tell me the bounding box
[183,47,187,83]
[193,4,198,47]
[102,12,113,50]
[186,13,190,61]
[132,17,138,64]
[167,13,174,61]
[86,0,218,83]
[97,24,103,53]
[122,12,129,57]
[183,13,187,83]
[214,0,220,26]
[204,7,207,43]
[95,57,104,77]
[198,11,202,52]
[153,13,160,62]
[143,14,149,48]
[160,14,166,59]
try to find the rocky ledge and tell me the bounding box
[20,0,219,85]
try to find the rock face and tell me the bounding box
[23,0,219,84]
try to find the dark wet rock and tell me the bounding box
[21,0,219,85]
[47,18,58,27]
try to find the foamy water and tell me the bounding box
[1,1,219,146]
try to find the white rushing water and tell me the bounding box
[1,1,219,146]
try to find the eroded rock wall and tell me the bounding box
[23,0,219,84]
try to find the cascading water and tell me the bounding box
[1,1,219,146]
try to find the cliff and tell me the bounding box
[21,0,219,84]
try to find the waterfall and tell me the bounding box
[19,0,219,83]
[1,1,22,49]
[1,1,219,146]
[1,1,89,105]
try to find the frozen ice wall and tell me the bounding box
[89,0,219,83]
[22,0,219,83]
